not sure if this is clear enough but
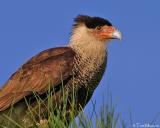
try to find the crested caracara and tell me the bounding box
[0,15,121,126]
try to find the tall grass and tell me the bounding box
[0,88,125,128]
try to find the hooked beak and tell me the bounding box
[112,30,122,40]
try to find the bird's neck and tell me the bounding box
[68,25,107,63]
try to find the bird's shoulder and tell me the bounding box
[22,46,75,68]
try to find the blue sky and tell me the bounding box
[0,0,160,126]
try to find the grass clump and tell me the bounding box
[0,86,125,128]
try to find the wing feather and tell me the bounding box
[0,47,75,111]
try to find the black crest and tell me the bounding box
[74,15,112,29]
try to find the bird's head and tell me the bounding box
[70,15,122,45]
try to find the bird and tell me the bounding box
[0,15,121,126]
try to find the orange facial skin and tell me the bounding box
[92,26,116,41]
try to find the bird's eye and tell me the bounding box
[96,26,101,30]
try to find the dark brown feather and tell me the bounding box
[74,15,112,29]
[0,47,75,111]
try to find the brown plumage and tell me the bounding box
[0,15,121,126]
[0,47,75,111]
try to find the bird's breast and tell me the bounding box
[72,52,107,91]
[65,53,107,108]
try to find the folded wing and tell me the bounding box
[0,47,75,111]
